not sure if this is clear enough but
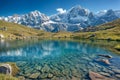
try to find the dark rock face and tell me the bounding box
[0,64,12,75]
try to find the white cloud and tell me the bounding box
[56,8,66,14]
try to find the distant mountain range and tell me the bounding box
[0,5,120,32]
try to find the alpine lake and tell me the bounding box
[0,39,120,80]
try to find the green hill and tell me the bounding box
[0,20,53,40]
[0,19,120,41]
[72,19,120,41]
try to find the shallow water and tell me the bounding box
[0,40,120,80]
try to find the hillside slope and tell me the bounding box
[0,19,120,41]
[0,20,53,40]
[72,19,120,41]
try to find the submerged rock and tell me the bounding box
[41,65,50,73]
[115,74,120,78]
[99,72,110,77]
[89,71,113,80]
[29,72,40,79]
[112,69,120,74]
[101,59,110,65]
[98,54,112,58]
[95,58,110,65]
[0,64,12,75]
[47,73,53,78]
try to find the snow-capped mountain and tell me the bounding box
[0,10,49,28]
[94,9,119,25]
[0,5,120,32]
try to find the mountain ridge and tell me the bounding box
[0,5,120,32]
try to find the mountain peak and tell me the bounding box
[68,5,90,16]
[71,5,82,9]
[29,10,42,16]
[0,6,120,32]
[105,9,115,16]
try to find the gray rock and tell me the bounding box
[47,73,53,78]
[39,73,48,79]
[41,65,50,73]
[29,72,40,79]
[89,71,114,80]
[0,64,12,75]
[99,72,110,77]
[35,66,41,71]
[112,69,120,74]
[115,74,120,78]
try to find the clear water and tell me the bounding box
[0,40,120,80]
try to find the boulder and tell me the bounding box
[0,64,12,75]
[89,71,114,80]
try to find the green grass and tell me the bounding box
[0,20,52,40]
[72,19,120,41]
[0,19,120,41]
[0,74,18,80]
[114,44,120,51]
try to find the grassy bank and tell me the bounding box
[0,74,18,80]
[0,62,19,80]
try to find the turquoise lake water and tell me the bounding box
[0,40,120,80]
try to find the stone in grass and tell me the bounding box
[29,72,40,79]
[0,64,12,75]
[89,71,114,80]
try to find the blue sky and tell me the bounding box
[0,0,120,16]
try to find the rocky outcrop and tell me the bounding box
[89,71,114,80]
[0,64,12,75]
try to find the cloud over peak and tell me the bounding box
[56,8,66,14]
